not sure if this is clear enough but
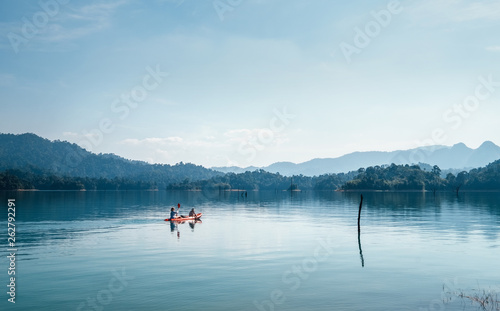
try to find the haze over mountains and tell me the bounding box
[213,142,500,176]
[1,133,500,179]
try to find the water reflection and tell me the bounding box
[169,219,202,240]
[1,190,499,246]
[1,190,499,310]
[169,219,202,233]
[358,231,364,267]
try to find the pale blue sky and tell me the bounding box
[1,0,499,167]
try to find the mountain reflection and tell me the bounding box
[1,190,498,247]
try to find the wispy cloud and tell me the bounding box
[117,135,229,164]
[41,1,128,42]
[156,0,186,7]
[0,73,16,87]
[121,137,184,145]
[408,0,500,24]
[224,128,290,146]
[63,131,114,142]
[62,131,79,138]
[0,0,128,52]
[485,46,500,52]
[452,1,500,22]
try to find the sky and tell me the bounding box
[1,0,499,168]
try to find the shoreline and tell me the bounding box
[2,189,499,193]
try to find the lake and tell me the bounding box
[1,190,499,310]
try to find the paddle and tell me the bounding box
[176,203,181,218]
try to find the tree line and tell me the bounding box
[168,160,500,192]
[167,170,357,191]
[0,169,157,190]
[1,160,499,192]
[342,160,500,192]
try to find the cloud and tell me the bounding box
[148,96,179,107]
[42,1,128,42]
[486,46,500,52]
[156,0,186,7]
[408,0,500,24]
[115,135,231,165]
[62,131,79,138]
[0,0,128,52]
[453,1,500,22]
[120,136,229,150]
[120,136,183,145]
[165,137,183,143]
[223,128,289,146]
[0,73,16,86]
[62,131,113,145]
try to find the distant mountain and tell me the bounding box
[0,133,221,188]
[3,133,499,183]
[212,142,500,176]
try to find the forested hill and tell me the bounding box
[167,170,357,191]
[1,133,499,191]
[342,160,500,191]
[169,161,500,192]
[0,133,221,188]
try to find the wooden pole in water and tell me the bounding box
[357,194,364,267]
[357,194,363,232]
[358,230,364,267]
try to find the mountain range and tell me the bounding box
[0,133,221,188]
[2,133,500,180]
[212,142,500,176]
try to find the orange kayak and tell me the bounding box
[165,213,202,221]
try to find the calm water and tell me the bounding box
[1,190,499,310]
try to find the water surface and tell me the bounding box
[1,191,499,310]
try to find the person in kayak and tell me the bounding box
[189,208,196,217]
[170,207,179,219]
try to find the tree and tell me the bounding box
[454,171,469,195]
[432,165,441,176]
